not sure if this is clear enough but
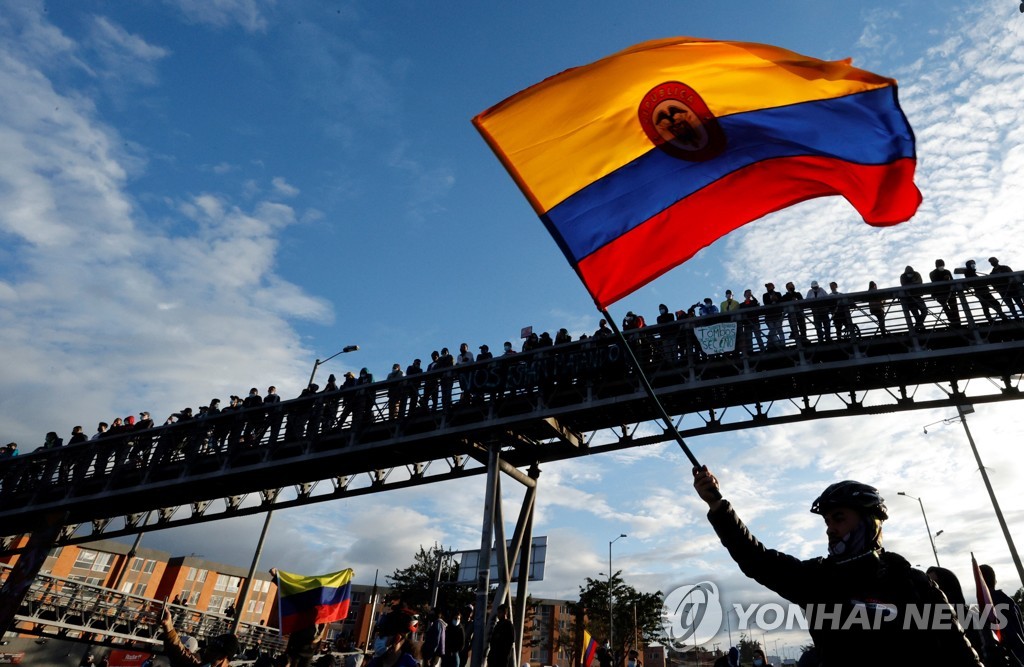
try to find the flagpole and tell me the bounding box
[600,308,705,471]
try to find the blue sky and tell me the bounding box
[2,0,1023,655]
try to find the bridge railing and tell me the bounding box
[1,273,1021,503]
[0,563,285,652]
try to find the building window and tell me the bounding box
[214,574,241,593]
[144,560,157,574]
[130,558,144,572]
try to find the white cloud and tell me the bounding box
[271,176,300,198]
[87,16,170,86]
[165,0,273,33]
[0,6,330,445]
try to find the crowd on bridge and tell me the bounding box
[1,256,1022,470]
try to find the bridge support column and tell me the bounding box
[470,449,540,667]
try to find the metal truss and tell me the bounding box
[2,276,1024,553]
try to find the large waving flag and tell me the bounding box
[276,568,354,634]
[473,38,921,308]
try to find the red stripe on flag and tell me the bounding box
[577,156,921,308]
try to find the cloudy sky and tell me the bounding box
[2,0,1023,656]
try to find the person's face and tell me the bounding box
[786,282,795,291]
[823,507,861,547]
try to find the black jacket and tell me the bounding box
[708,500,981,666]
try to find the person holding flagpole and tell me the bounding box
[692,467,982,665]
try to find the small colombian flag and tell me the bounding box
[276,568,354,634]
[582,629,599,667]
[474,38,921,309]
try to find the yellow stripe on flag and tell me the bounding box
[473,37,894,215]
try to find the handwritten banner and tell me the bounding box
[694,322,737,355]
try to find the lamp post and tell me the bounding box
[897,492,940,567]
[308,345,359,387]
[924,405,1024,587]
[609,533,627,656]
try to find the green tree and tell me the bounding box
[737,634,762,664]
[576,571,664,657]
[386,544,472,612]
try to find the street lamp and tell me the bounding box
[609,533,627,655]
[924,405,1024,587]
[897,492,940,567]
[308,345,360,387]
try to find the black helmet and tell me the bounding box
[810,481,888,520]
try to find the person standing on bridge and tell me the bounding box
[692,468,982,666]
[988,256,1024,319]
[929,259,962,327]
[899,265,929,331]
[762,283,784,350]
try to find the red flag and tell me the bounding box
[972,553,1002,643]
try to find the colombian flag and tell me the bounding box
[582,630,599,667]
[473,38,921,308]
[276,568,354,634]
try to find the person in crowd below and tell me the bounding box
[0,442,18,458]
[68,426,87,445]
[979,563,1024,665]
[521,332,540,352]
[805,280,831,342]
[477,345,493,361]
[899,265,928,331]
[828,281,857,339]
[502,341,516,355]
[867,280,888,335]
[698,297,719,316]
[458,604,475,667]
[486,604,515,667]
[762,282,785,349]
[594,319,613,338]
[692,468,981,665]
[957,259,1007,323]
[988,256,1024,318]
[457,343,474,365]
[161,604,239,667]
[366,619,419,667]
[926,566,986,660]
[444,608,465,667]
[929,259,962,327]
[537,331,554,347]
[137,411,154,430]
[405,358,423,413]
[43,431,63,449]
[92,422,109,440]
[720,290,739,312]
[554,328,572,344]
[386,363,405,420]
[738,289,764,353]
[781,281,806,341]
[421,608,447,667]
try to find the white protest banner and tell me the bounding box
[694,322,737,355]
